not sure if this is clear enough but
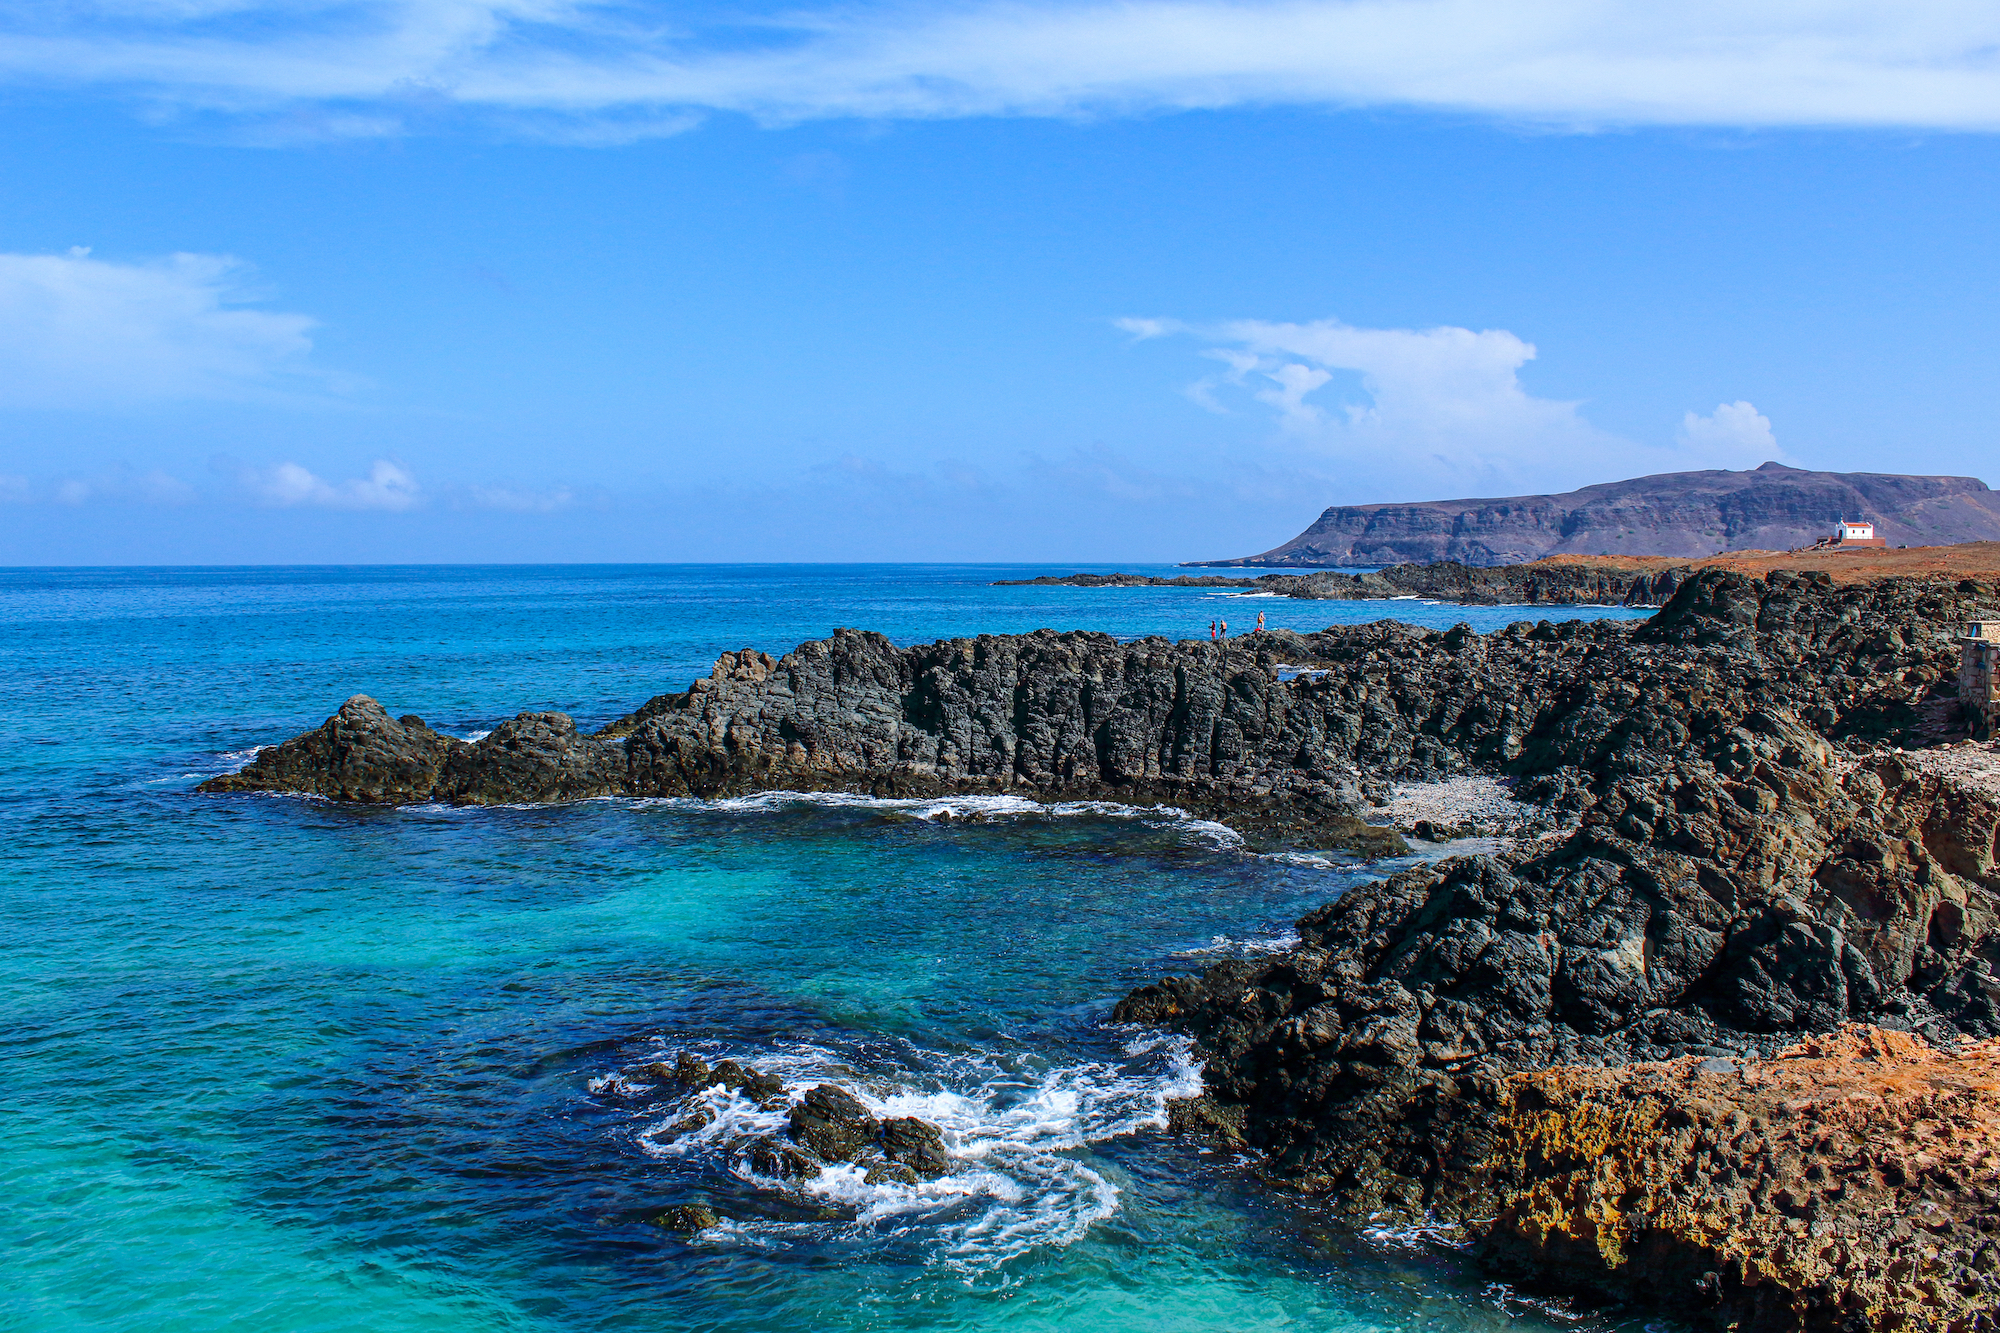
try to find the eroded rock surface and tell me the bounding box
[1460,1028,2000,1332]
[1192,462,2000,567]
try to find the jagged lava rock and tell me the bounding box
[206,569,1995,866]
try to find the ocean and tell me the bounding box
[0,563,1671,1333]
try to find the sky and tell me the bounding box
[2,1,1998,565]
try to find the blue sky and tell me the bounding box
[3,2,1999,564]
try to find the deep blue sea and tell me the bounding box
[1,564,1669,1333]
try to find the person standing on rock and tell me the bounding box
[1256,611,1265,634]
[1209,620,1217,641]
[1220,620,1228,639]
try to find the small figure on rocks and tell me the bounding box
[1255,611,1265,634]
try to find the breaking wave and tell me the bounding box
[636,789,1247,850]
[1170,930,1302,959]
[595,1031,1202,1272]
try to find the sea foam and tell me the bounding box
[606,1031,1201,1271]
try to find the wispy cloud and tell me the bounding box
[5,2,2000,137]
[248,459,421,510]
[0,248,320,407]
[1122,315,1790,493]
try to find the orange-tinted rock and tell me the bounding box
[1463,1027,2000,1331]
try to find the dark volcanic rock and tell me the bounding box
[655,1201,720,1233]
[878,1116,951,1179]
[1193,461,2000,567]
[203,570,1997,872]
[1001,561,1686,606]
[204,695,466,803]
[747,1136,822,1181]
[991,572,1258,588]
[1259,560,1690,607]
[1106,570,2000,1327]
[787,1084,880,1163]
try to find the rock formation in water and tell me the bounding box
[1191,462,2000,568]
[629,1054,957,1211]
[206,568,1986,859]
[1000,560,1688,606]
[1110,570,2000,1329]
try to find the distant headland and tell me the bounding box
[1188,461,2000,568]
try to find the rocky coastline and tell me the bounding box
[996,557,1690,605]
[205,565,2000,1328]
[1109,570,2000,1330]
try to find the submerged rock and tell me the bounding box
[655,1202,720,1234]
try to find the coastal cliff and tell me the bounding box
[1191,462,2000,568]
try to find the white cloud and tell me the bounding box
[1130,315,1617,494]
[1678,399,1786,467]
[250,459,420,510]
[0,248,319,407]
[5,2,2000,135]
[1125,317,1808,494]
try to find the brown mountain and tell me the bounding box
[1190,461,2000,567]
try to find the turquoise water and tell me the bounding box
[1,565,1664,1333]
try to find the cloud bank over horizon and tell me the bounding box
[5,1,2000,139]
